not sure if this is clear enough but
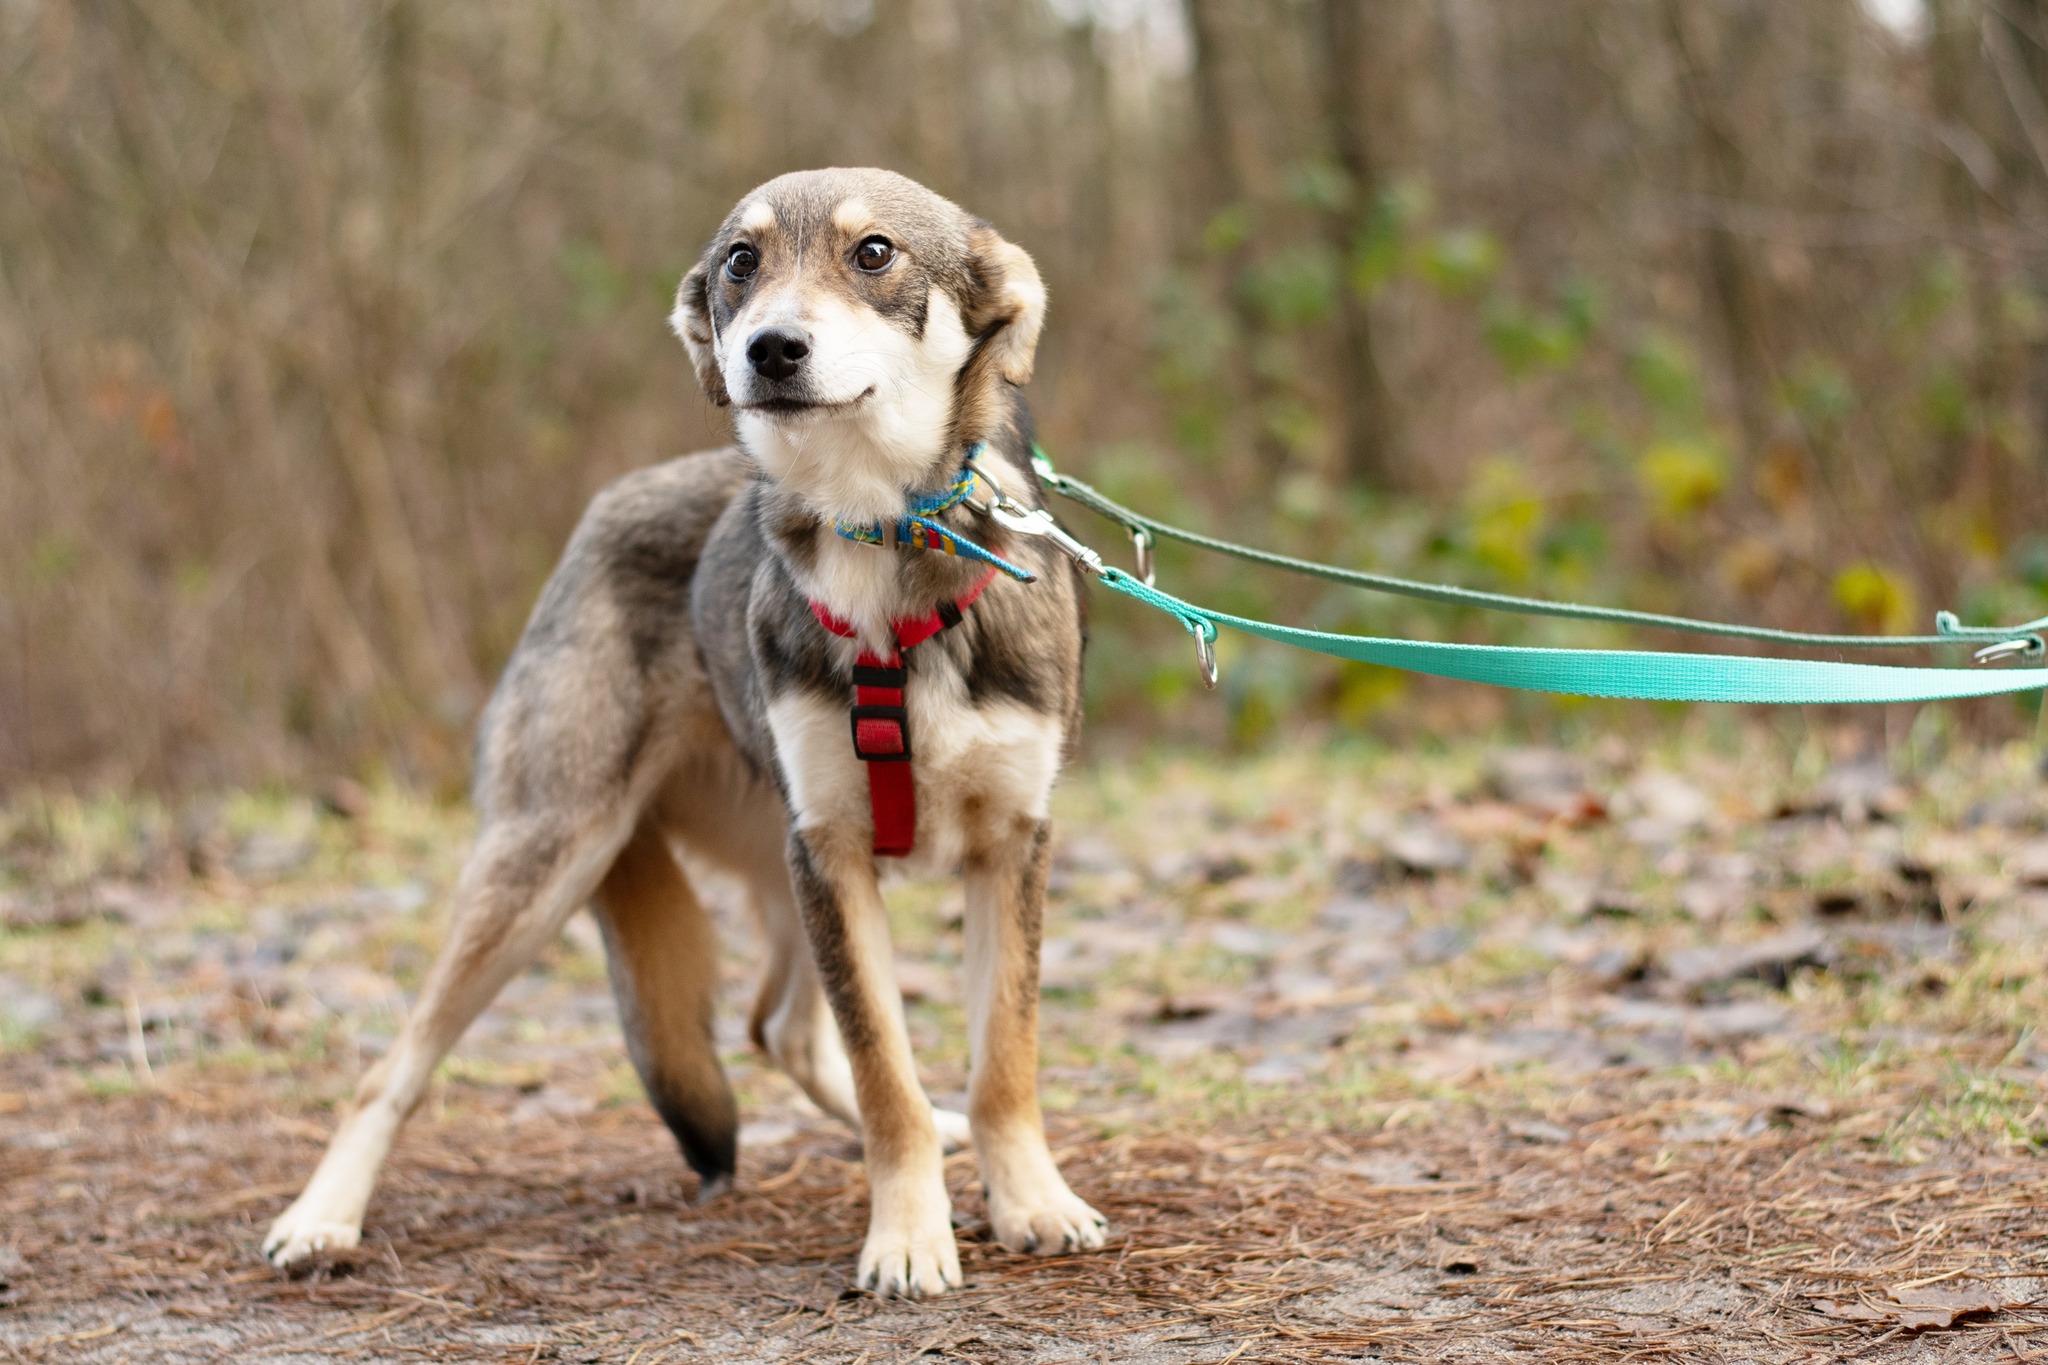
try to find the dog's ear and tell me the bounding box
[962,224,1046,386]
[668,262,730,406]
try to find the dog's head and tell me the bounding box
[670,168,1045,517]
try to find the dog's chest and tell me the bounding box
[765,642,1061,876]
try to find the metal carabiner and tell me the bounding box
[967,461,1106,575]
[1131,527,1156,587]
[987,502,1105,574]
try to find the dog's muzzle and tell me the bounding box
[746,325,811,382]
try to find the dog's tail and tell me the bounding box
[593,817,738,1197]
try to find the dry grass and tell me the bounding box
[9,730,2048,1360]
[8,1069,2048,1362]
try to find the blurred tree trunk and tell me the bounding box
[248,30,463,732]
[1182,0,1246,250]
[1314,0,1400,490]
[380,0,422,226]
[1660,0,1775,455]
[1928,0,2019,544]
[1984,0,2048,461]
[1930,0,1999,385]
[1183,0,1285,473]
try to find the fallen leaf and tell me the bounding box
[1814,1280,2010,1331]
[1628,771,1713,827]
[1887,1282,2004,1327]
[1383,822,1470,876]
[1662,927,1827,997]
[2010,841,2048,888]
[1505,1118,1571,1144]
[1813,1298,1885,1322]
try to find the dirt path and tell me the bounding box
[6,734,2048,1361]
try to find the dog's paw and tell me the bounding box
[987,1179,1107,1256]
[931,1106,972,1153]
[856,1205,962,1298]
[261,1204,362,1268]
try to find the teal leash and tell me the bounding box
[1093,570,2048,704]
[1015,448,2048,705]
[1029,449,2046,657]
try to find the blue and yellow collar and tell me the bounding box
[830,444,1036,582]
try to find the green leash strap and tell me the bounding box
[1093,570,2048,704]
[1034,453,2048,655]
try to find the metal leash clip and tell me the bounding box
[966,464,1105,575]
[1130,527,1156,587]
[978,453,1212,684]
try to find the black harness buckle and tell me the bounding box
[850,704,912,761]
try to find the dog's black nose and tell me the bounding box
[745,326,811,381]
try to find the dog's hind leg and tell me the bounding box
[737,832,972,1153]
[261,449,752,1268]
[747,872,861,1129]
[965,819,1106,1256]
[592,817,736,1198]
[262,808,636,1267]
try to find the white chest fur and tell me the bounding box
[766,647,1063,876]
[798,537,919,651]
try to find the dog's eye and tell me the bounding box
[725,244,759,281]
[853,237,896,273]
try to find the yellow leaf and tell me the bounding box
[1465,456,1546,583]
[1832,562,1918,634]
[1637,441,1726,520]
[1335,662,1408,726]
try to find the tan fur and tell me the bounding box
[671,263,729,406]
[951,226,1045,450]
[961,225,1045,385]
[593,818,735,1191]
[263,799,649,1265]
[832,197,872,234]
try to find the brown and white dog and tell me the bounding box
[262,168,1104,1297]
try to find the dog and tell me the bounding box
[262,168,1105,1298]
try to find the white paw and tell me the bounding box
[987,1180,1107,1256]
[932,1106,972,1153]
[856,1200,962,1298]
[261,1205,362,1267]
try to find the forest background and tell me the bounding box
[6,0,2048,792]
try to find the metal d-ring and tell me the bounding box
[1193,622,1218,690]
[1131,527,1156,587]
[962,462,1002,517]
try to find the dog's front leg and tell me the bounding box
[965,820,1106,1256]
[787,827,960,1298]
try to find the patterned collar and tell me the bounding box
[830,443,1035,582]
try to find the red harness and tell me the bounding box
[808,567,1000,857]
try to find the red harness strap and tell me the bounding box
[808,568,1000,857]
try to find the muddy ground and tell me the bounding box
[8,731,2048,1361]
